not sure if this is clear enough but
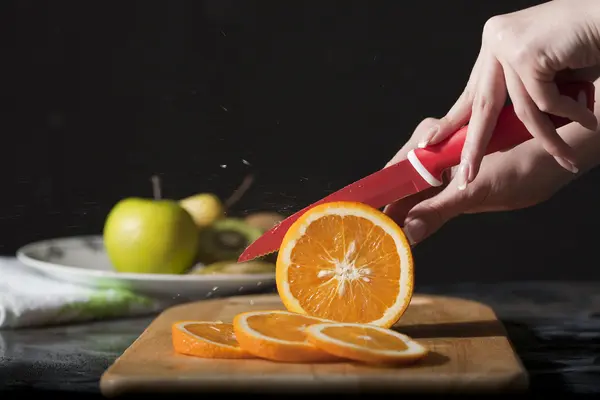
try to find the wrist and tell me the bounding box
[564,128,600,174]
[517,140,576,190]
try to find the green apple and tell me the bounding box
[103,197,199,274]
[179,193,224,228]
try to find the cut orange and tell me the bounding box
[276,201,414,328]
[305,322,428,365]
[172,321,253,359]
[232,310,338,363]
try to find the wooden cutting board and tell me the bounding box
[100,293,528,396]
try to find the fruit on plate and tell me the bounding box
[190,260,275,275]
[305,322,428,365]
[244,211,285,232]
[172,321,253,359]
[276,201,414,328]
[103,177,199,274]
[179,193,225,228]
[196,218,263,264]
[232,310,338,362]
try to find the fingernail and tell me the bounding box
[384,159,398,168]
[456,160,470,190]
[553,156,579,174]
[417,125,439,148]
[403,218,426,245]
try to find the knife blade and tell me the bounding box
[239,81,595,262]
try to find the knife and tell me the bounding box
[239,81,595,262]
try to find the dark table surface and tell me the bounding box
[1,281,600,396]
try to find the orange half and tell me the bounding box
[232,310,338,363]
[276,201,414,328]
[305,322,428,365]
[172,321,253,359]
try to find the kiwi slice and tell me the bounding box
[191,260,275,275]
[196,218,263,264]
[245,211,285,232]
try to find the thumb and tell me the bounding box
[402,183,471,245]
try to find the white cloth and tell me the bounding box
[0,256,167,329]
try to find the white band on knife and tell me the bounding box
[407,149,443,187]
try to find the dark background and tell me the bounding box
[3,0,599,283]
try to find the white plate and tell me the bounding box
[16,235,275,301]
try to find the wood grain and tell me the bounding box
[100,293,528,396]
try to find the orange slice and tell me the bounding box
[276,201,414,328]
[232,310,338,362]
[172,321,253,359]
[305,322,428,365]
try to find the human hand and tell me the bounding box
[419,0,600,191]
[384,118,579,245]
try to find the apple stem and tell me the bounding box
[224,173,254,210]
[151,175,162,200]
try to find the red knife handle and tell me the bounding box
[407,81,596,187]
